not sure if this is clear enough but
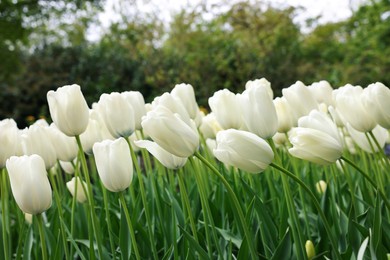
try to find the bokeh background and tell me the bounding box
[1,0,389,127]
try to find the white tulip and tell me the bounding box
[6,155,52,214]
[361,82,390,129]
[209,89,243,129]
[47,84,90,136]
[273,97,295,133]
[135,140,187,169]
[21,124,57,169]
[0,119,19,168]
[245,78,273,99]
[289,127,343,165]
[141,105,199,157]
[96,92,135,138]
[121,91,147,130]
[240,85,278,139]
[93,138,133,192]
[346,124,388,153]
[213,129,274,173]
[334,84,376,132]
[66,177,88,203]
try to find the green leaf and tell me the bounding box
[271,228,291,260]
[178,226,210,260]
[119,205,131,260]
[23,226,33,260]
[357,236,369,260]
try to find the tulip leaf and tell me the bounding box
[214,226,242,248]
[271,228,291,260]
[23,226,33,260]
[178,225,210,260]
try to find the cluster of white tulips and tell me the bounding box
[0,79,389,259]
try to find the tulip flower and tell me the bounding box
[361,82,390,129]
[307,80,334,106]
[289,127,343,165]
[245,78,273,99]
[66,177,88,203]
[93,138,133,192]
[121,91,147,130]
[346,124,388,153]
[199,112,222,139]
[135,140,187,169]
[80,111,104,154]
[96,92,135,138]
[6,155,52,214]
[213,129,274,173]
[59,160,76,174]
[171,83,201,121]
[333,84,376,132]
[240,85,278,139]
[209,89,243,129]
[282,81,318,121]
[47,84,90,136]
[21,124,57,169]
[0,119,19,168]
[141,105,199,157]
[298,110,342,145]
[49,124,78,162]
[151,92,191,125]
[273,97,295,133]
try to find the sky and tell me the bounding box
[87,0,365,40]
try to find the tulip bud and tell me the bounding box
[209,89,243,129]
[96,92,135,138]
[21,124,57,169]
[141,105,199,157]
[361,82,390,129]
[121,91,147,130]
[316,180,327,194]
[0,119,19,168]
[80,111,104,154]
[213,129,274,173]
[289,127,343,165]
[47,84,90,136]
[66,177,88,203]
[93,138,133,192]
[305,240,315,260]
[135,140,187,169]
[334,84,376,132]
[6,155,52,214]
[240,85,278,139]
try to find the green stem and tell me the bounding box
[194,152,257,259]
[270,163,342,260]
[268,139,306,260]
[70,158,81,259]
[340,156,390,211]
[177,168,199,242]
[1,168,10,260]
[36,214,48,260]
[101,181,116,258]
[75,135,103,259]
[126,138,159,259]
[119,192,141,260]
[48,170,69,259]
